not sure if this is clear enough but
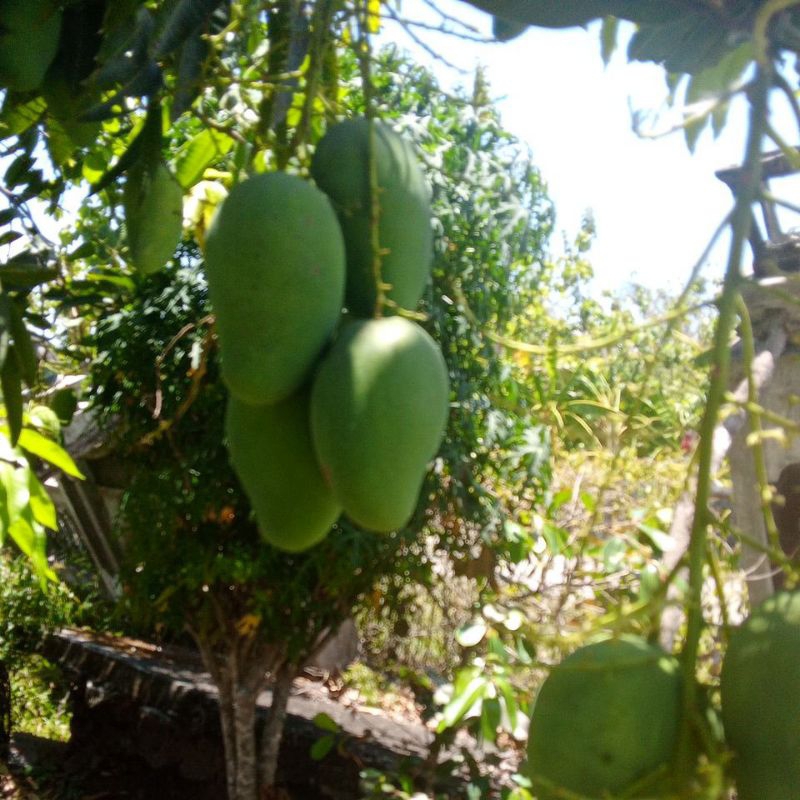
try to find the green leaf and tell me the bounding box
[312,712,340,733]
[493,16,528,42]
[0,459,29,519]
[8,515,56,585]
[310,734,336,761]
[28,470,57,531]
[174,129,235,189]
[172,32,209,119]
[17,428,84,479]
[495,674,519,725]
[9,303,38,388]
[2,354,23,446]
[637,523,674,553]
[153,0,225,59]
[464,0,684,29]
[0,231,21,247]
[438,674,488,731]
[0,252,58,289]
[0,95,46,139]
[480,696,502,742]
[627,11,733,75]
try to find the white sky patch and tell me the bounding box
[382,1,800,292]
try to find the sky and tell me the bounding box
[381,0,798,292]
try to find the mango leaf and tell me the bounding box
[17,428,84,479]
[9,303,38,388]
[628,11,734,75]
[493,15,528,41]
[153,0,226,59]
[174,129,235,189]
[0,95,46,139]
[463,0,685,29]
[0,459,29,520]
[2,355,23,446]
[27,470,57,531]
[9,514,56,585]
[172,32,209,119]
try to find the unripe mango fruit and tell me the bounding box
[310,317,448,532]
[205,172,345,406]
[311,118,433,317]
[124,162,184,275]
[721,591,800,800]
[0,0,62,92]
[226,390,341,552]
[525,637,682,799]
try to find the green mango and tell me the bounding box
[205,172,345,406]
[721,591,800,800]
[311,118,432,317]
[525,637,682,799]
[310,317,448,533]
[124,162,184,275]
[226,390,341,552]
[0,0,62,92]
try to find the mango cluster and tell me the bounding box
[205,119,449,552]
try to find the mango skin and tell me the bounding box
[721,591,800,800]
[310,317,448,532]
[311,118,432,317]
[525,637,682,799]
[205,172,346,406]
[124,163,184,275]
[226,390,341,552]
[0,0,62,92]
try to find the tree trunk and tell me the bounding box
[258,662,297,791]
[234,680,261,800]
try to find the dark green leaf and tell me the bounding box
[464,0,685,29]
[9,303,38,387]
[628,11,734,75]
[5,154,34,188]
[153,0,226,60]
[2,354,23,446]
[0,252,58,290]
[0,231,21,246]
[493,16,528,42]
[0,209,16,227]
[172,31,209,119]
[81,61,163,122]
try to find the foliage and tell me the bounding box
[0,407,84,583]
